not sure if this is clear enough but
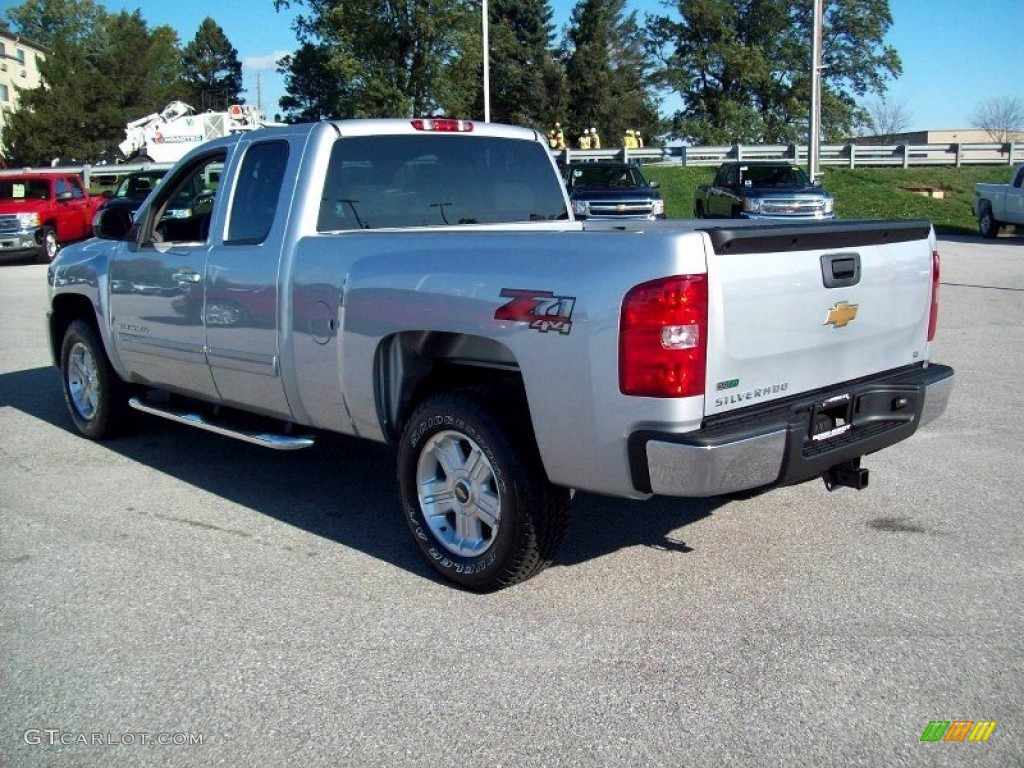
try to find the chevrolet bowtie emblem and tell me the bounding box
[825,301,858,328]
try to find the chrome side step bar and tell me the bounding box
[129,397,316,450]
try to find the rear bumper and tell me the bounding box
[631,363,954,497]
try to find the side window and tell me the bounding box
[55,178,69,197]
[226,140,289,244]
[145,151,226,245]
[68,177,85,199]
[1014,168,1024,189]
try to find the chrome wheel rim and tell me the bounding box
[44,230,58,260]
[416,429,501,557]
[67,341,100,419]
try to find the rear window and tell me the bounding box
[318,134,568,231]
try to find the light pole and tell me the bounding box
[808,0,823,181]
[482,0,491,122]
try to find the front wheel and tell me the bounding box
[37,226,58,263]
[60,319,131,439]
[978,206,1000,239]
[397,393,570,591]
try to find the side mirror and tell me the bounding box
[93,207,133,240]
[812,178,823,188]
[648,180,661,189]
[57,191,74,202]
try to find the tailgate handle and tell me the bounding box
[821,253,860,288]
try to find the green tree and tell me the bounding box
[2,5,183,164]
[563,0,661,146]
[275,0,479,120]
[181,17,244,110]
[474,0,559,128]
[4,0,105,48]
[647,0,901,143]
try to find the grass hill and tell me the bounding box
[641,164,1015,234]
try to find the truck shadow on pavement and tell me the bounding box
[0,366,721,586]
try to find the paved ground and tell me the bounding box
[1,235,1021,767]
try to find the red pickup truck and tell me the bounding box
[0,172,105,263]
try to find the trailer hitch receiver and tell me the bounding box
[823,458,869,491]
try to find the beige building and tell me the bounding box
[0,29,46,161]
[859,128,1018,145]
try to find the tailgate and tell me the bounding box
[702,220,934,417]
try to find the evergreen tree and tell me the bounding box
[474,0,558,128]
[181,17,244,110]
[4,0,106,48]
[647,0,901,143]
[276,0,479,120]
[2,5,183,164]
[563,0,661,146]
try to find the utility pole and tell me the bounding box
[256,72,262,113]
[808,0,823,181]
[482,0,491,122]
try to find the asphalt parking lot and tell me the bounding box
[1,235,1022,767]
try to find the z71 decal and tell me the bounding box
[494,289,576,335]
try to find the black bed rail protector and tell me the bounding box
[701,219,932,255]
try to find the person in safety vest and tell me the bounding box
[578,131,591,150]
[554,122,565,150]
[634,130,644,148]
[590,128,601,150]
[548,130,558,149]
[624,130,637,149]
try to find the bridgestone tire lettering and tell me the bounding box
[397,392,570,591]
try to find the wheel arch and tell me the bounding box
[374,331,530,446]
[49,293,101,368]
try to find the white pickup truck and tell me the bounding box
[47,118,954,590]
[974,164,1024,238]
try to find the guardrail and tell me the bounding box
[0,161,175,190]
[557,142,1024,168]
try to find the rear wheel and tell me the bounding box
[978,206,1000,239]
[60,320,131,439]
[397,393,570,591]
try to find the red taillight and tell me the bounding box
[927,250,940,342]
[620,275,708,398]
[410,118,474,133]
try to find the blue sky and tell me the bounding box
[3,0,1021,131]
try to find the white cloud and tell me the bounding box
[243,51,292,71]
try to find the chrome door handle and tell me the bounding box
[172,270,202,285]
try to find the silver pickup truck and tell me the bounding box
[47,118,953,590]
[974,164,1024,238]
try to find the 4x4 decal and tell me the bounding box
[494,289,576,335]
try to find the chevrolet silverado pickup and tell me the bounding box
[47,118,953,590]
[0,171,104,263]
[562,161,665,220]
[974,164,1024,238]
[695,161,835,220]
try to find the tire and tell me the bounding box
[978,206,1000,239]
[37,226,58,263]
[59,319,132,439]
[397,393,571,591]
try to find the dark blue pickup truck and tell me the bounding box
[695,161,834,220]
[562,161,665,221]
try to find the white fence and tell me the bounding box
[558,142,1024,168]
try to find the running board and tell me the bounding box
[128,397,316,450]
